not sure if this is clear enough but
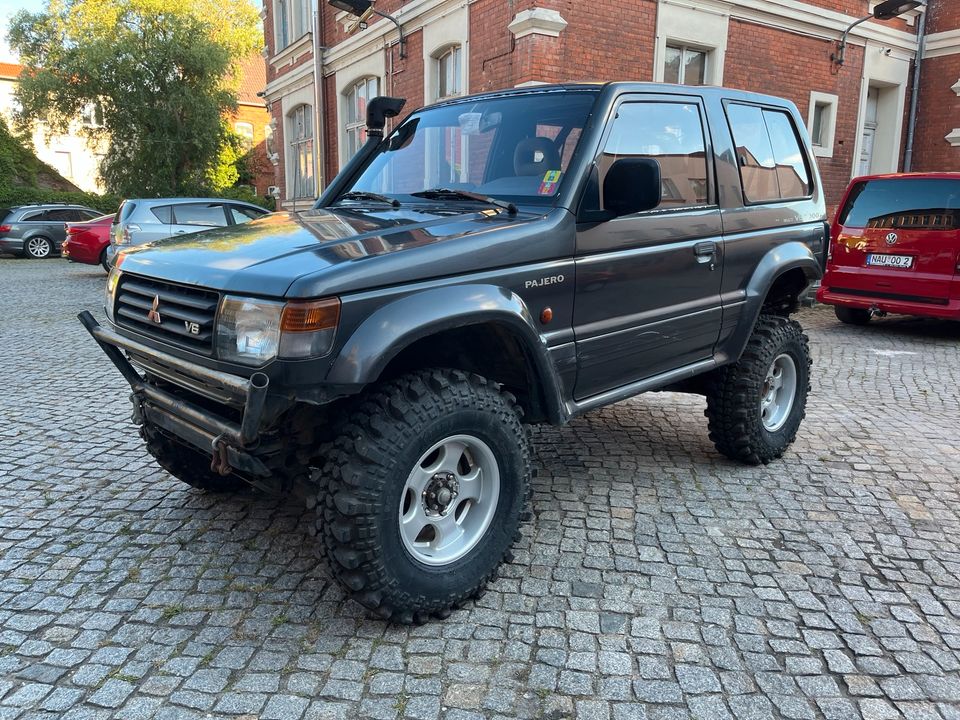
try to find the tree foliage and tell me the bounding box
[8,0,262,198]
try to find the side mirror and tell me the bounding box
[602,158,662,218]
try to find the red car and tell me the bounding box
[61,213,114,271]
[817,172,960,324]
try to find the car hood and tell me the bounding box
[115,205,565,298]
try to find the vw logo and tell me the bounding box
[885,232,898,246]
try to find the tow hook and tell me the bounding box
[210,434,232,476]
[129,392,144,425]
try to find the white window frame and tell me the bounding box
[422,5,469,104]
[807,91,838,159]
[343,76,380,164]
[433,45,463,101]
[663,43,710,85]
[288,104,315,199]
[653,0,728,86]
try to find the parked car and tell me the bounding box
[81,84,825,622]
[0,203,102,258]
[62,214,114,271]
[106,198,270,265]
[818,172,960,324]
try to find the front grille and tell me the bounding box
[115,274,219,353]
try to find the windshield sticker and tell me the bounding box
[458,113,482,135]
[538,170,562,196]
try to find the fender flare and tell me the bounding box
[326,284,567,421]
[727,241,822,361]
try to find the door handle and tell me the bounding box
[694,241,718,269]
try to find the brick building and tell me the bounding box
[260,0,960,210]
[228,55,275,198]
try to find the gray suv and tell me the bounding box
[0,204,102,258]
[107,198,269,264]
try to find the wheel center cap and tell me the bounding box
[423,471,460,516]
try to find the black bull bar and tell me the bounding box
[78,311,271,477]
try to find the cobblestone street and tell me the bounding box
[1,258,959,720]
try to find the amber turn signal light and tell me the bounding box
[281,298,341,332]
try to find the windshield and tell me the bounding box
[839,178,960,230]
[339,91,599,206]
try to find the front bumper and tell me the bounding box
[78,311,273,477]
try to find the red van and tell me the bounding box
[817,173,960,324]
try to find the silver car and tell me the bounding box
[108,197,269,263]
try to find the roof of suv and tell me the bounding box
[427,81,797,110]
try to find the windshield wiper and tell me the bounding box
[411,188,517,216]
[336,191,400,207]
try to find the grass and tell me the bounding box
[271,614,288,628]
[161,604,184,621]
[393,692,409,715]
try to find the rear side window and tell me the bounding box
[46,209,85,222]
[838,178,960,229]
[151,205,173,223]
[229,205,265,222]
[115,201,137,223]
[600,101,710,209]
[727,104,811,203]
[22,210,49,221]
[172,203,228,227]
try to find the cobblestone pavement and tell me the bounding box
[1,259,960,720]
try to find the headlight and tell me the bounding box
[214,295,341,366]
[104,267,121,322]
[216,296,283,366]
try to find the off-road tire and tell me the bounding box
[705,315,811,465]
[320,369,532,623]
[834,306,871,325]
[144,431,249,493]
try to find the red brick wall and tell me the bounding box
[912,54,960,172]
[725,18,865,208]
[926,0,960,33]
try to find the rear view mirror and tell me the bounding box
[603,158,662,218]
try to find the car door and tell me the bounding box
[169,202,230,237]
[573,95,723,400]
[42,208,84,248]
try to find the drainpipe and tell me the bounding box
[903,8,926,172]
[312,0,327,200]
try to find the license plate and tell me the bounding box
[866,254,913,269]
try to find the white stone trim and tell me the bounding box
[925,30,960,59]
[507,8,568,40]
[270,33,313,70]
[807,91,839,159]
[947,129,960,147]
[849,42,911,178]
[653,0,729,85]
[335,51,385,170]
[263,61,315,99]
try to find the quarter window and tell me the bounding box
[664,44,707,85]
[600,102,710,210]
[727,104,811,204]
[289,104,315,199]
[344,77,379,161]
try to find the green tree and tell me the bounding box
[8,0,261,197]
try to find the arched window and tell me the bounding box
[344,77,380,160]
[434,45,462,101]
[288,105,314,198]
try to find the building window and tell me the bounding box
[288,105,315,198]
[80,103,103,128]
[235,122,254,151]
[53,151,73,179]
[663,44,708,85]
[276,0,290,51]
[807,91,838,159]
[435,46,462,100]
[265,124,276,158]
[345,77,379,161]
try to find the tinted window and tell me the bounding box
[838,179,960,230]
[151,205,173,223]
[728,104,811,203]
[172,203,227,227]
[230,205,265,223]
[22,210,50,221]
[47,209,85,222]
[79,209,102,220]
[600,102,710,209]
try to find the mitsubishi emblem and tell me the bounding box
[147,295,162,324]
[885,232,898,245]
